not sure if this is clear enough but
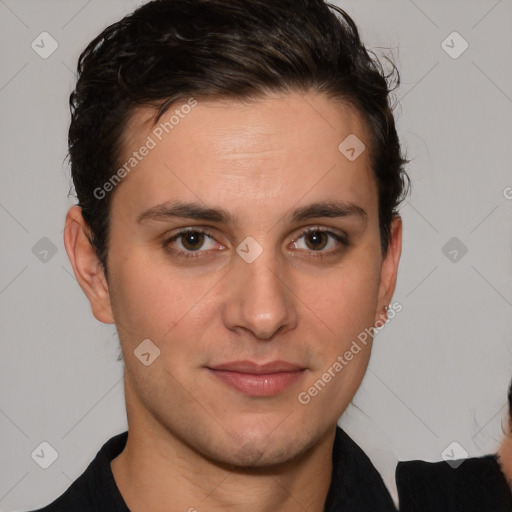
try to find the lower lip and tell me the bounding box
[207,369,305,397]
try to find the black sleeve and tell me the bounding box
[396,455,512,512]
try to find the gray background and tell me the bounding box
[1,0,512,509]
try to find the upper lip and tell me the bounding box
[207,360,305,374]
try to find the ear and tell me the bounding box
[374,215,402,325]
[63,206,114,324]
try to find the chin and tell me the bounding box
[200,425,317,471]
[213,442,305,471]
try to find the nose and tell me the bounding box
[222,245,298,340]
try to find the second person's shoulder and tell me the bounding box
[396,454,512,512]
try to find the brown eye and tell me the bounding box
[304,230,328,251]
[163,228,222,259]
[291,227,349,258]
[180,231,206,251]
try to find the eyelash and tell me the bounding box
[163,227,349,260]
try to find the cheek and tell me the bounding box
[108,255,196,343]
[297,260,380,412]
[304,252,381,336]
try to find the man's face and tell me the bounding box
[81,91,399,467]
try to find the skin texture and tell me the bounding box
[498,402,512,489]
[498,435,512,488]
[64,91,402,512]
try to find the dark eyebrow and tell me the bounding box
[137,202,235,224]
[137,200,367,225]
[137,201,236,224]
[290,201,367,224]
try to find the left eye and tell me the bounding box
[291,228,347,253]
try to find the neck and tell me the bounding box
[498,433,512,489]
[111,380,334,512]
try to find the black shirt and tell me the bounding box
[396,455,512,511]
[28,427,397,512]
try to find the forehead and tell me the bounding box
[113,91,377,221]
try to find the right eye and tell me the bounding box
[163,229,225,259]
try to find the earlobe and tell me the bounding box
[63,206,115,324]
[375,216,402,325]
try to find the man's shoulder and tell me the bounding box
[396,454,512,512]
[25,431,129,512]
[326,427,397,511]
